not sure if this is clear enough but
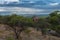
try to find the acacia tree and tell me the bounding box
[32,16,50,35]
[49,11,60,34]
[39,19,50,36]
[3,14,28,40]
[0,14,34,40]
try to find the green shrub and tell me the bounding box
[6,37,14,40]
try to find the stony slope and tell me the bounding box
[0,24,60,40]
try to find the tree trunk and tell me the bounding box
[14,30,22,40]
[15,31,19,40]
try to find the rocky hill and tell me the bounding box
[0,24,60,40]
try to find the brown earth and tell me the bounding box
[0,24,60,40]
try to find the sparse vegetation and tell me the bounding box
[0,11,60,40]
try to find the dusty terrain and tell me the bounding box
[0,24,60,40]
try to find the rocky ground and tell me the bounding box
[0,24,60,40]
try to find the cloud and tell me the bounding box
[0,7,46,14]
[0,9,6,12]
[5,0,19,2]
[49,3,59,6]
[28,1,35,3]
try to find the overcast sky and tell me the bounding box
[0,0,60,15]
[5,0,18,1]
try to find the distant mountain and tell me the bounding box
[0,11,49,17]
[19,14,49,17]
